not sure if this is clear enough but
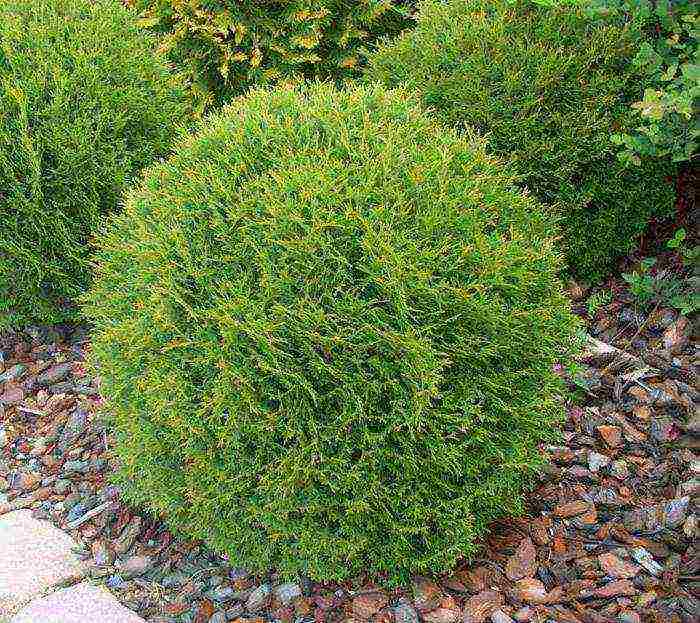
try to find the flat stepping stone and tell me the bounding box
[10,582,145,623]
[0,510,87,619]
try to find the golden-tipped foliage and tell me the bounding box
[0,0,188,327]
[87,83,578,582]
[366,0,677,281]
[132,0,416,111]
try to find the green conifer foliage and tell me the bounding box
[86,83,578,582]
[0,0,188,327]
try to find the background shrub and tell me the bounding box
[86,83,578,582]
[130,0,416,111]
[365,0,678,281]
[589,0,699,166]
[0,0,188,328]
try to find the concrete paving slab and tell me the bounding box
[10,582,146,623]
[0,510,87,619]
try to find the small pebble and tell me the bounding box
[106,574,125,589]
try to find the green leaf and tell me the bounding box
[681,63,700,82]
[662,63,678,81]
[667,228,686,249]
[610,133,625,145]
[138,16,161,29]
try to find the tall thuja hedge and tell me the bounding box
[86,83,578,582]
[0,0,188,328]
[366,0,677,281]
[131,0,416,111]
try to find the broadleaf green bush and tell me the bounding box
[86,83,579,582]
[0,0,188,328]
[365,0,678,281]
[131,0,416,112]
[589,0,699,166]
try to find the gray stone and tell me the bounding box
[228,567,249,581]
[491,610,514,623]
[120,555,154,579]
[74,384,99,396]
[54,479,72,495]
[610,460,629,480]
[66,502,88,523]
[246,583,271,612]
[394,602,419,623]
[106,575,125,589]
[49,381,74,394]
[40,475,58,487]
[36,363,72,386]
[273,582,302,605]
[623,497,690,532]
[90,458,107,472]
[664,497,690,528]
[225,604,244,621]
[588,451,610,473]
[208,586,236,602]
[161,572,188,588]
[63,460,90,474]
[594,488,625,506]
[56,409,87,453]
[630,547,664,576]
[0,365,25,383]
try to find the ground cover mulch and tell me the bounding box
[0,224,697,623]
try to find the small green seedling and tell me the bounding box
[667,228,700,268]
[665,229,700,315]
[667,227,687,249]
[622,257,658,305]
[680,244,700,270]
[669,292,700,315]
[623,229,699,315]
[586,289,613,316]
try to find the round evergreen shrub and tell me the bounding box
[86,83,578,582]
[365,0,677,281]
[0,0,188,328]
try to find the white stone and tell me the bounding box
[0,510,87,619]
[10,582,145,623]
[587,450,610,473]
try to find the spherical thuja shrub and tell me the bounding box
[0,0,188,328]
[365,0,677,282]
[86,83,578,582]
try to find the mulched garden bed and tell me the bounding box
[1,232,697,623]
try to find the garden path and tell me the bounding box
[0,509,144,622]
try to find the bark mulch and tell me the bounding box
[0,233,697,623]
